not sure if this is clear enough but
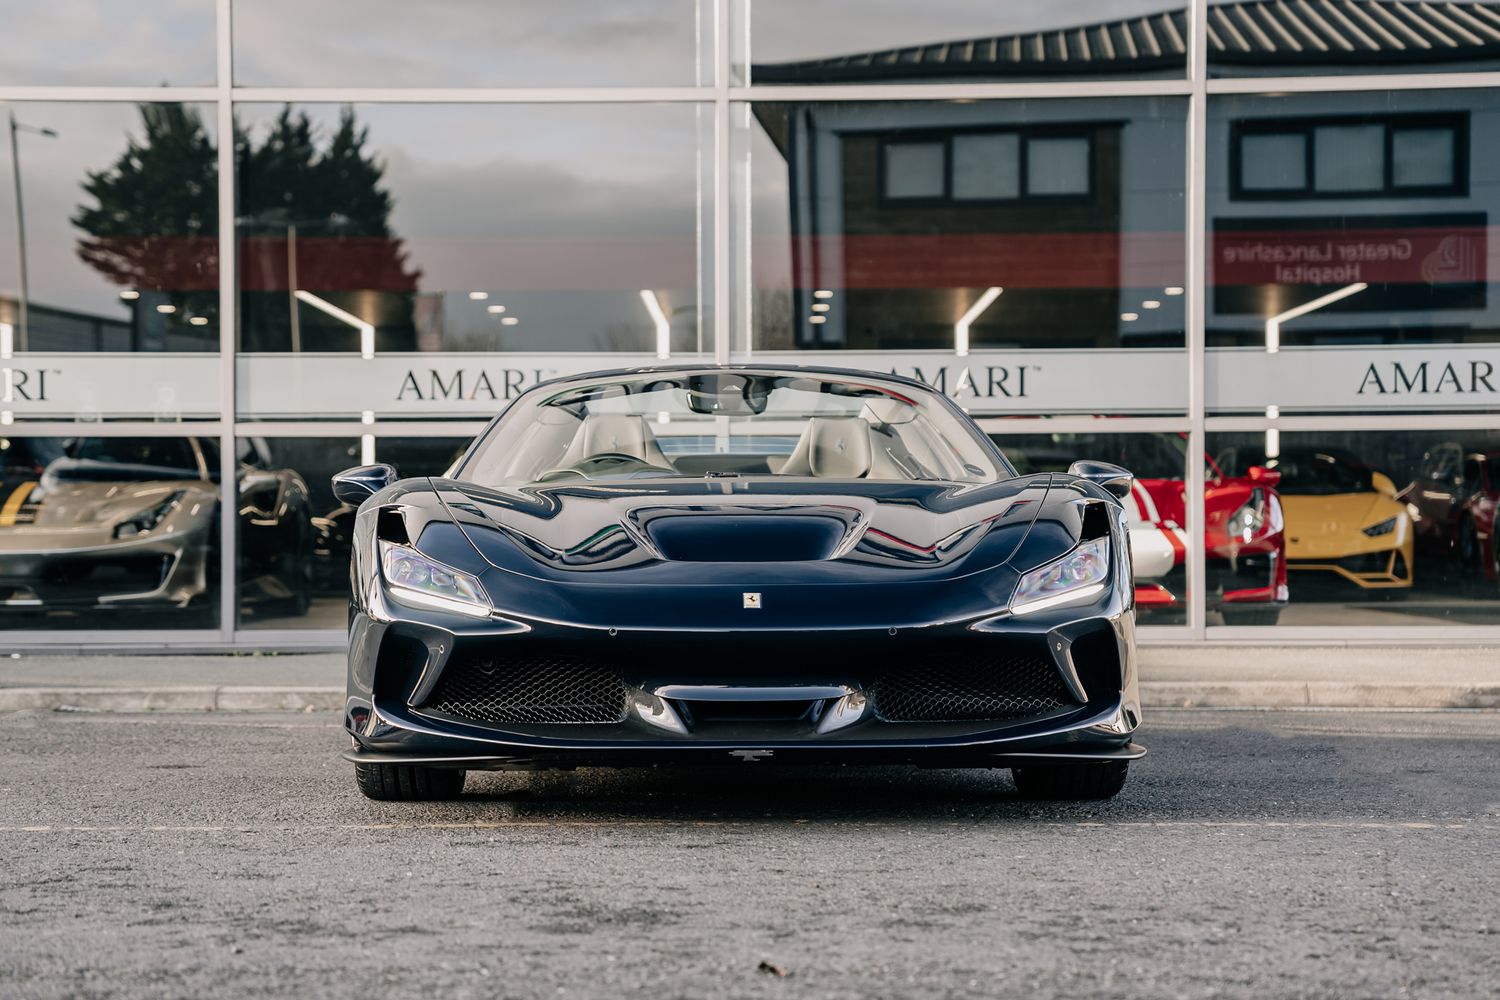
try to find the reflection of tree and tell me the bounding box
[73,104,219,336]
[73,103,420,352]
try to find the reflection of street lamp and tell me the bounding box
[294,289,375,358]
[8,111,58,351]
[1263,282,1366,354]
[954,286,1002,358]
[640,289,670,360]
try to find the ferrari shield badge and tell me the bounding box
[743,592,761,609]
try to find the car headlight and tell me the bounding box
[1226,491,1268,543]
[1010,537,1109,616]
[379,539,491,618]
[1362,517,1398,538]
[113,491,185,539]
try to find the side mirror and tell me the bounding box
[1248,465,1282,488]
[332,464,398,506]
[1371,471,1397,498]
[1068,460,1133,500]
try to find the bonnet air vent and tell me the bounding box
[1079,501,1111,541]
[645,514,847,562]
[376,506,410,545]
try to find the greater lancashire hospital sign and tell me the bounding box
[3,347,1500,420]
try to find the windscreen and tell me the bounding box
[457,370,1010,486]
[1269,451,1375,496]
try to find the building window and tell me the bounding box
[883,141,946,199]
[1231,114,1467,199]
[881,129,1093,203]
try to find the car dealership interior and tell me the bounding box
[3,0,1500,645]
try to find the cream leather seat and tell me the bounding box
[777,416,873,478]
[557,413,671,469]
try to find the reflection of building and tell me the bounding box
[751,99,1180,351]
[752,2,1500,353]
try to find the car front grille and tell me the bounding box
[424,648,629,725]
[417,635,1078,729]
[869,648,1072,723]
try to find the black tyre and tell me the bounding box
[1012,760,1128,800]
[354,763,466,801]
[1220,605,1280,626]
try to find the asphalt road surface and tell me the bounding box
[2,709,1498,999]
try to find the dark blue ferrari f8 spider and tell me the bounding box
[333,366,1144,801]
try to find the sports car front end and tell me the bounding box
[337,367,1144,802]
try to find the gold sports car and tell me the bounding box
[1272,448,1413,590]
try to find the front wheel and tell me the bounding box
[354,763,465,801]
[1012,760,1128,800]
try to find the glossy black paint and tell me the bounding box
[338,365,1143,770]
[332,464,398,506]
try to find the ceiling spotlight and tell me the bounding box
[1142,300,1161,310]
[811,303,830,313]
[809,315,827,325]
[468,291,489,300]
[813,289,833,299]
[486,304,506,315]
[1121,312,1138,322]
[1165,286,1184,296]
[156,304,176,314]
[189,316,208,326]
[119,289,140,301]
[500,316,519,326]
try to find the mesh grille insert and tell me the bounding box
[425,649,629,725]
[870,648,1071,723]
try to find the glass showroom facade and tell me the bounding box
[3,0,1500,647]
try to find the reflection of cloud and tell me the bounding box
[232,0,703,86]
[0,0,214,86]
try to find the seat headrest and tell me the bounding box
[780,416,872,479]
[558,413,669,469]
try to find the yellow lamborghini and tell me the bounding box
[1272,448,1413,590]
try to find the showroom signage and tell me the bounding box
[236,350,1192,417]
[1,354,219,420]
[1208,344,1500,412]
[6,347,1499,420]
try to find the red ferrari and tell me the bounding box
[1126,448,1289,626]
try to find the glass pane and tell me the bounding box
[1207,430,1500,627]
[1026,137,1090,196]
[736,0,1187,85]
[233,0,710,86]
[235,103,712,421]
[884,142,946,199]
[952,134,1020,200]
[1208,92,1497,416]
[0,1,214,86]
[1392,128,1456,188]
[0,103,220,422]
[733,97,1188,416]
[0,434,220,629]
[1209,0,1500,79]
[1240,133,1306,192]
[986,432,1191,626]
[1313,125,1383,192]
[238,435,473,629]
[237,436,356,630]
